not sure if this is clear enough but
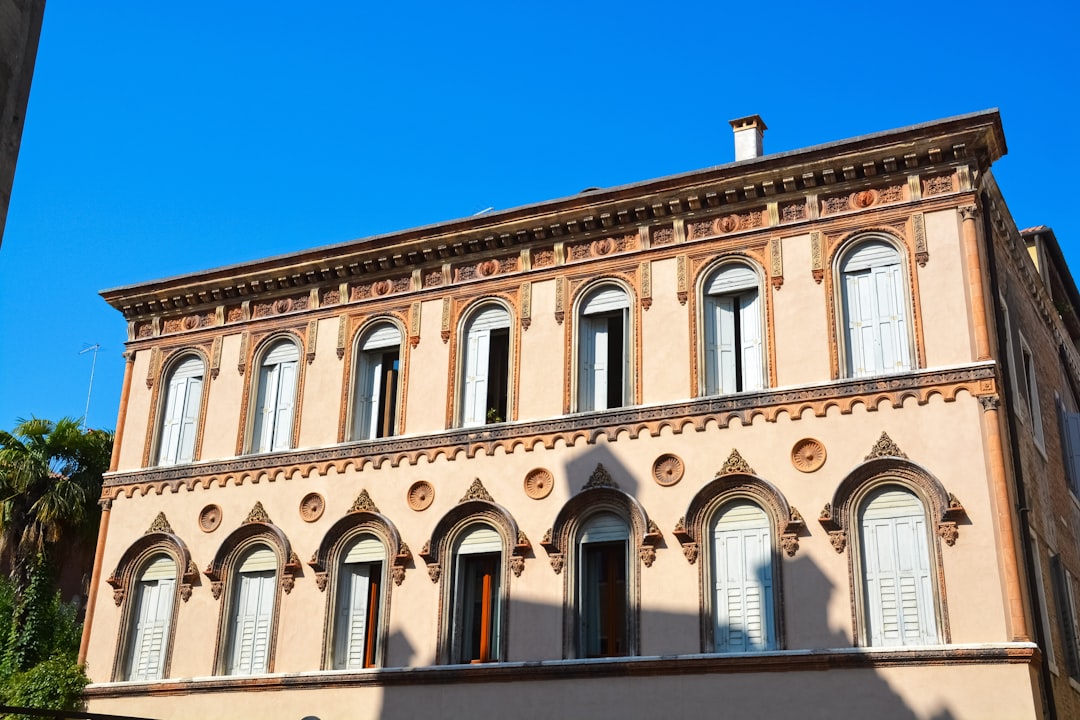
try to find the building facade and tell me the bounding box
[82,110,1080,719]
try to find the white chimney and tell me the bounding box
[729,115,767,161]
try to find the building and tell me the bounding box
[0,0,46,245]
[82,110,1080,719]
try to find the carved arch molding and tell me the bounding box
[308,489,412,588]
[107,512,199,605]
[203,502,302,597]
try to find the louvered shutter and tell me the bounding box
[270,360,297,451]
[739,291,764,392]
[843,243,909,377]
[703,296,720,395]
[158,374,185,465]
[579,315,609,411]
[712,503,773,652]
[127,556,177,680]
[353,352,382,440]
[336,563,373,669]
[462,326,491,426]
[1051,555,1080,677]
[860,488,937,646]
[230,569,275,674]
[716,297,737,394]
[176,375,201,463]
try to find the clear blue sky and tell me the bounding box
[1,1,1077,432]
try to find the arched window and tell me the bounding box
[702,264,764,395]
[857,485,938,646]
[459,305,511,427]
[350,323,402,440]
[577,513,630,658]
[122,554,177,681]
[709,501,775,652]
[577,285,630,411]
[156,355,204,465]
[332,535,386,669]
[224,545,278,675]
[251,340,299,453]
[450,524,503,663]
[839,240,912,377]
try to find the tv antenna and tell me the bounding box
[79,343,102,430]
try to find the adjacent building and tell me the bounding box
[82,110,1080,719]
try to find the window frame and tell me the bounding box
[152,353,207,467]
[106,521,196,683]
[835,237,916,379]
[449,525,504,664]
[206,513,299,677]
[223,544,279,676]
[455,302,514,428]
[418,485,525,666]
[698,261,767,397]
[576,512,631,658]
[573,283,634,413]
[247,337,302,454]
[853,483,941,647]
[347,320,405,442]
[1019,332,1046,451]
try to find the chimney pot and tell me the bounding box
[729,115,767,161]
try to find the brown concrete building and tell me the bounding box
[83,110,1080,719]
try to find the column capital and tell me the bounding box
[959,204,980,222]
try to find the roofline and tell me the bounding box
[101,109,1005,305]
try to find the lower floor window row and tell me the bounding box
[118,484,951,680]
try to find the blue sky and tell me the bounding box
[1,1,1077,431]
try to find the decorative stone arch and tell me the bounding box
[106,512,197,681]
[236,329,308,455]
[540,463,662,571]
[203,501,302,598]
[670,450,799,653]
[689,255,775,396]
[419,478,530,582]
[820,432,963,646]
[817,432,966,554]
[204,502,300,675]
[567,278,640,412]
[107,512,199,606]
[308,489,410,670]
[308,489,412,589]
[540,463,661,658]
[672,460,805,563]
[826,227,924,379]
[446,296,520,427]
[419,479,529,665]
[142,346,213,467]
[340,315,410,442]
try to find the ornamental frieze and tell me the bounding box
[102,364,997,497]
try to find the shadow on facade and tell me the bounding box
[340,444,960,720]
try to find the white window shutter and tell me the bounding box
[842,242,909,377]
[253,364,277,452]
[579,316,608,411]
[712,503,773,652]
[703,297,720,395]
[353,352,382,440]
[739,291,764,392]
[271,361,297,452]
[158,374,185,466]
[231,570,275,674]
[128,573,176,681]
[336,564,372,669]
[462,326,491,426]
[717,297,737,394]
[860,488,937,646]
[176,376,201,463]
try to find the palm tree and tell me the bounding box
[0,418,111,591]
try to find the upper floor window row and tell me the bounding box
[150,237,918,463]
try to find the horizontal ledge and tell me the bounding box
[86,642,1037,698]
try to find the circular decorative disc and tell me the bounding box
[791,438,827,473]
[299,492,325,522]
[199,504,222,533]
[408,481,435,511]
[652,453,685,487]
[524,468,554,499]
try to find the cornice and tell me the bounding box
[101,112,1004,324]
[84,642,1035,698]
[103,364,997,497]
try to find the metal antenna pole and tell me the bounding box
[79,344,101,430]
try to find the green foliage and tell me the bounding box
[0,418,106,716]
[0,573,87,716]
